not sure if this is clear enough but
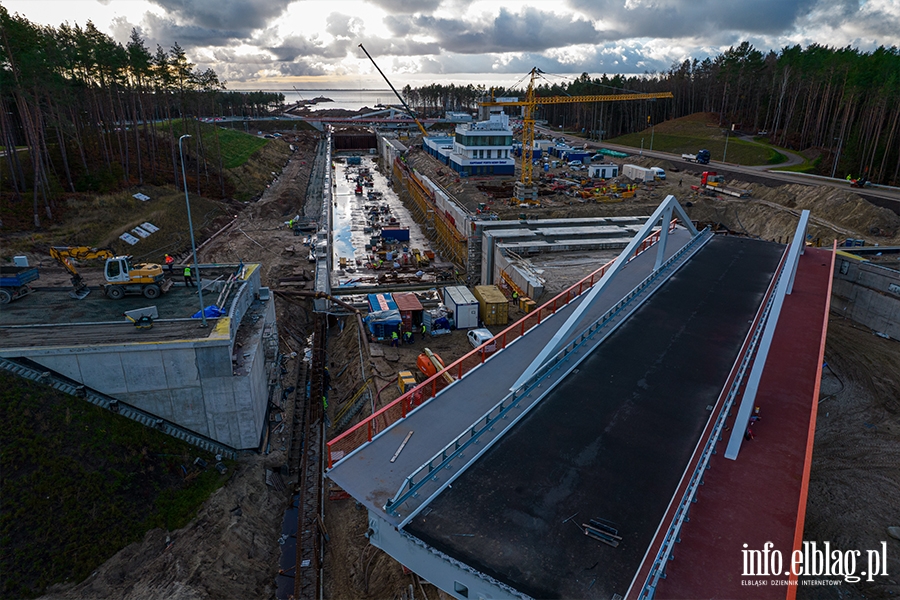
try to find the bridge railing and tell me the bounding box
[326,222,677,469]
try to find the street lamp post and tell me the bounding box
[178,134,207,328]
[723,129,730,163]
[831,136,843,179]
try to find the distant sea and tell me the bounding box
[261,89,394,112]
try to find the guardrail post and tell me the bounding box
[367,420,373,442]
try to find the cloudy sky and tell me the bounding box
[4,0,900,90]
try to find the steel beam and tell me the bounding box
[511,195,698,391]
[724,210,810,460]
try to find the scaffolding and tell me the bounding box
[392,159,468,268]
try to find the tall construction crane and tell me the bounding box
[480,68,674,202]
[358,44,429,137]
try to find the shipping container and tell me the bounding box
[381,227,410,242]
[473,285,509,326]
[393,292,423,332]
[442,285,479,329]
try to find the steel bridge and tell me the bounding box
[327,198,834,600]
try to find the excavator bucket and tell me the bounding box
[69,287,91,300]
[69,276,91,300]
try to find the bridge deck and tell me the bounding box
[403,236,784,599]
[651,247,834,599]
[327,229,695,523]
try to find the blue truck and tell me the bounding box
[0,266,39,304]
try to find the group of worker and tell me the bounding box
[390,323,427,347]
[164,254,195,287]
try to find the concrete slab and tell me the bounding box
[122,389,175,421]
[170,386,209,437]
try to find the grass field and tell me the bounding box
[170,120,268,169]
[771,153,821,173]
[0,373,231,599]
[598,113,788,166]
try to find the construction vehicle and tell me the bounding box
[695,171,751,198]
[49,246,173,300]
[416,348,454,385]
[479,69,673,203]
[358,44,429,137]
[0,266,39,304]
[681,149,711,164]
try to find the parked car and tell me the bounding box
[467,328,497,352]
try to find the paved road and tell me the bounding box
[536,125,900,214]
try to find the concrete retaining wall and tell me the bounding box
[831,257,900,339]
[17,266,275,450]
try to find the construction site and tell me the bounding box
[4,85,900,599]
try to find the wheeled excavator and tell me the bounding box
[49,246,173,300]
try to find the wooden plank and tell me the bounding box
[390,431,414,463]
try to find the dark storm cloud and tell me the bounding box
[276,61,329,77]
[567,0,817,39]
[147,0,294,33]
[266,35,352,61]
[143,12,243,48]
[384,6,599,54]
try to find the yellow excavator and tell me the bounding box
[49,246,173,300]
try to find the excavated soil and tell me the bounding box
[799,319,900,598]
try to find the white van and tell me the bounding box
[650,166,666,180]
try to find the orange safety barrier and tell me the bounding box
[326,220,678,468]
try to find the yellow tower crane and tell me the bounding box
[479,68,674,203]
